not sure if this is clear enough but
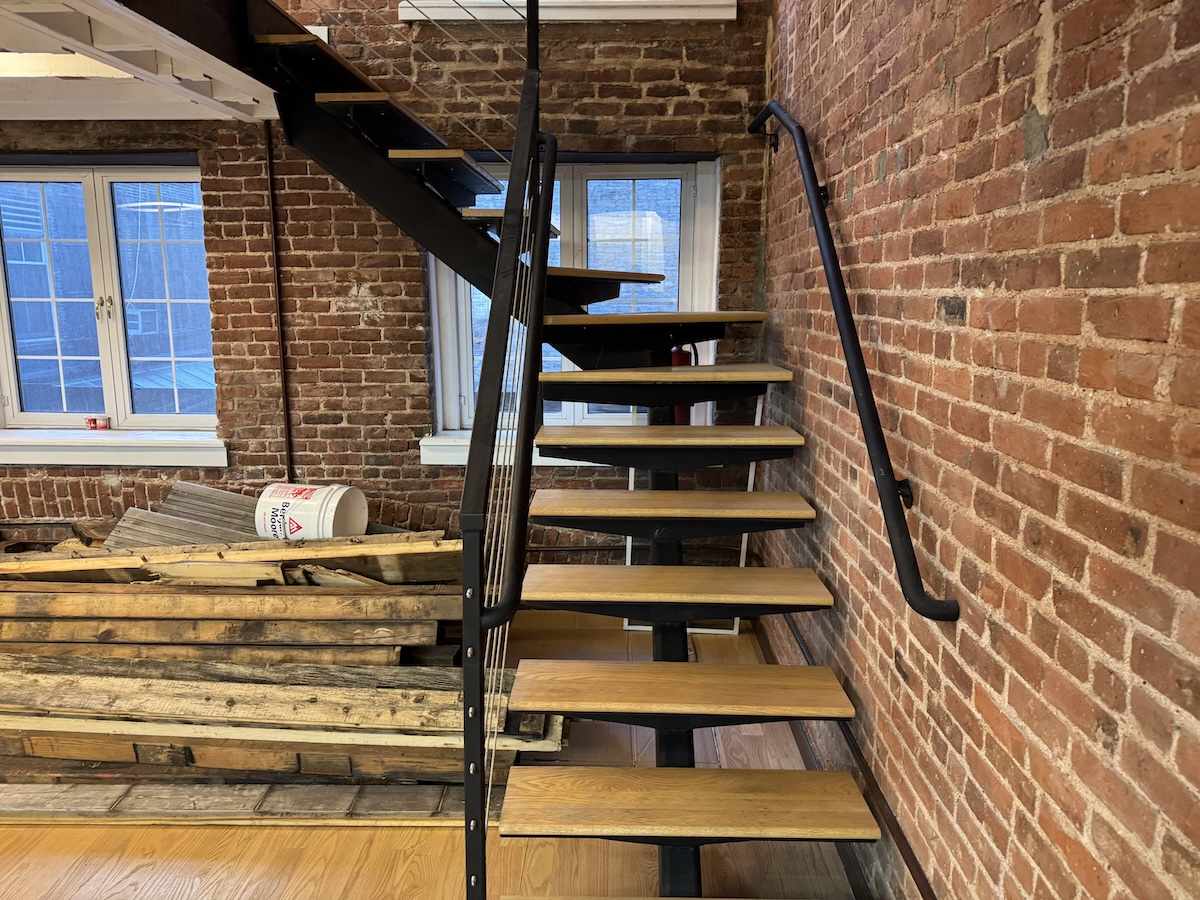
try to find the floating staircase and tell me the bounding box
[500,305,880,895]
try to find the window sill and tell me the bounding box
[420,433,601,468]
[0,429,228,468]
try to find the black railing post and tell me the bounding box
[751,101,960,623]
[527,0,539,71]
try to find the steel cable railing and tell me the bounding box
[750,101,960,622]
[310,0,523,160]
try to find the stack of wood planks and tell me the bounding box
[0,482,563,816]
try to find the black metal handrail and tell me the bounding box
[750,101,960,622]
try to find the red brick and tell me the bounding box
[1091,814,1175,900]
[1052,582,1129,660]
[1127,52,1200,124]
[1089,554,1178,634]
[1086,294,1174,342]
[994,418,1051,467]
[1132,465,1200,531]
[1064,247,1142,288]
[1023,517,1088,580]
[1060,0,1135,51]
[1042,198,1114,242]
[1145,240,1200,283]
[1121,184,1200,235]
[1093,402,1176,461]
[1089,122,1179,184]
[1064,491,1149,558]
[1174,358,1200,408]
[1016,295,1082,335]
[1154,529,1200,595]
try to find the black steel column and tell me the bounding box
[647,389,701,897]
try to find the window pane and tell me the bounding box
[125,302,170,357]
[165,243,209,299]
[0,181,103,415]
[176,361,216,413]
[171,303,214,358]
[44,183,87,240]
[117,240,166,300]
[56,301,99,356]
[161,183,204,240]
[467,176,562,420]
[112,181,214,416]
[129,360,176,413]
[62,359,103,412]
[10,301,55,356]
[16,358,61,412]
[0,183,45,238]
[586,177,683,414]
[51,242,93,298]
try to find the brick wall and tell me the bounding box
[0,4,769,537]
[756,0,1200,897]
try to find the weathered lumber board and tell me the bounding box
[296,565,386,586]
[0,653,508,692]
[0,741,516,784]
[0,642,402,666]
[0,712,565,752]
[157,482,259,534]
[0,619,437,646]
[0,533,457,581]
[144,561,286,586]
[0,581,461,621]
[104,508,259,551]
[0,782,501,825]
[0,669,495,731]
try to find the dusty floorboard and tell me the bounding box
[0,611,853,899]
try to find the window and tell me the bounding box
[0,168,216,430]
[429,161,720,461]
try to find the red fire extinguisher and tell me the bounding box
[672,346,692,424]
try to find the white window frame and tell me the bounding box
[425,160,720,464]
[0,166,217,431]
[0,166,226,467]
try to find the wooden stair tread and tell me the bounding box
[510,660,854,719]
[461,207,560,237]
[254,33,320,45]
[535,425,804,448]
[547,266,664,284]
[387,149,501,196]
[522,564,832,607]
[530,490,815,521]
[499,767,879,841]
[544,310,767,326]
[539,362,792,385]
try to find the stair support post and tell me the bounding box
[647,396,702,898]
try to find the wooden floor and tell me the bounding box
[0,612,853,899]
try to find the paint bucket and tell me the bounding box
[254,483,368,541]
